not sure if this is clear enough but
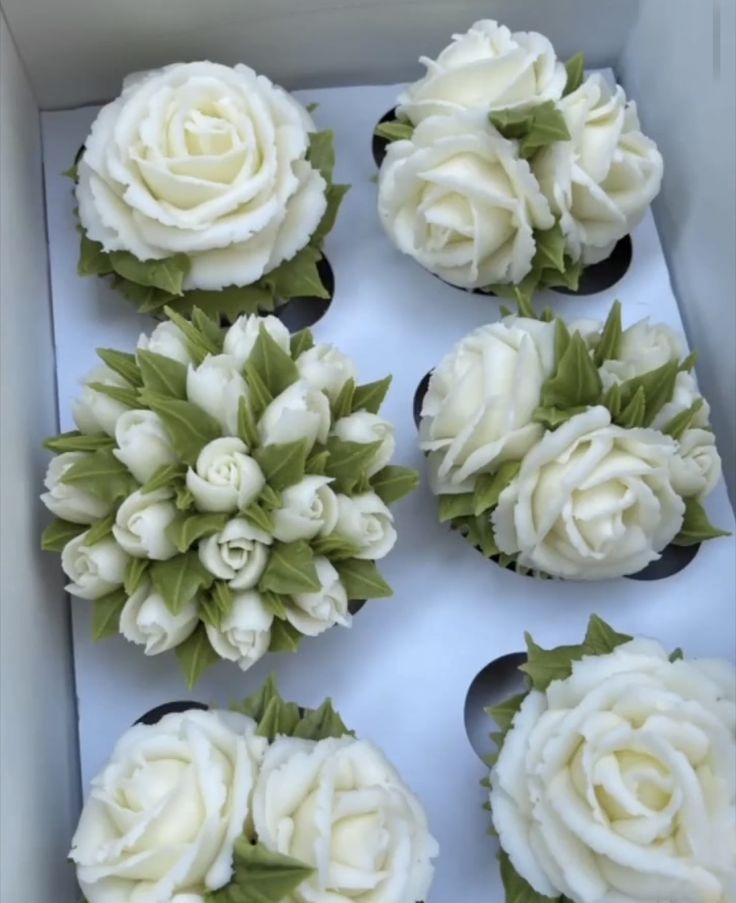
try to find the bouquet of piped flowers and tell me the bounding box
[377,20,663,305]
[41,310,418,685]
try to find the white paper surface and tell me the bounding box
[42,83,736,902]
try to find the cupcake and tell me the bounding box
[41,311,418,684]
[72,61,348,321]
[71,677,438,903]
[486,616,736,902]
[376,21,662,304]
[417,302,727,579]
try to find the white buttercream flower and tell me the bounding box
[72,365,129,436]
[198,518,271,589]
[137,320,193,365]
[534,73,664,264]
[599,318,685,387]
[70,708,267,903]
[113,409,178,483]
[296,344,358,402]
[186,438,265,513]
[398,19,566,125]
[119,579,199,654]
[112,488,178,560]
[490,638,736,903]
[286,557,349,637]
[332,412,396,476]
[41,452,112,524]
[258,380,331,449]
[61,532,129,600]
[652,370,711,432]
[252,735,439,903]
[204,590,273,672]
[272,476,338,542]
[76,61,327,290]
[420,318,556,493]
[186,354,248,434]
[379,113,555,289]
[333,493,397,560]
[671,428,722,499]
[223,314,290,368]
[492,407,686,579]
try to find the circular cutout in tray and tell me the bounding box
[372,107,399,169]
[465,652,528,761]
[136,700,209,725]
[553,236,633,296]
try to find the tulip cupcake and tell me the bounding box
[485,615,736,903]
[376,20,662,304]
[41,311,418,685]
[418,302,728,579]
[71,61,348,321]
[71,677,438,903]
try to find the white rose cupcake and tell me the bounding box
[376,22,662,302]
[418,302,727,580]
[72,61,348,321]
[486,617,736,903]
[71,679,439,903]
[41,311,418,685]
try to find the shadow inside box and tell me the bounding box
[553,235,633,296]
[413,370,701,581]
[372,107,398,169]
[465,652,528,762]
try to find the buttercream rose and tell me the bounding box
[333,493,397,560]
[76,61,327,290]
[137,320,193,365]
[252,735,439,903]
[671,428,722,499]
[204,590,273,671]
[398,19,566,125]
[272,476,338,542]
[186,438,265,513]
[599,319,685,387]
[72,366,129,436]
[61,532,129,600]
[490,638,736,903]
[113,409,178,483]
[378,113,555,289]
[333,412,396,476]
[258,380,331,448]
[285,557,349,637]
[534,73,664,264]
[41,453,111,524]
[112,488,179,559]
[223,314,290,368]
[420,318,556,493]
[492,406,686,578]
[187,354,248,434]
[198,518,271,589]
[70,708,267,903]
[120,580,199,653]
[296,344,357,402]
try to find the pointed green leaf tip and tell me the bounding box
[206,838,314,903]
[175,625,219,689]
[541,332,602,410]
[499,849,562,903]
[491,101,570,158]
[674,498,730,546]
[564,52,586,96]
[374,119,414,142]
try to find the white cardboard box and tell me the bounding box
[1,4,735,901]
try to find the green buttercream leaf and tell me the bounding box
[352,375,392,414]
[84,512,115,546]
[334,559,392,599]
[150,551,213,615]
[310,534,362,561]
[248,326,300,397]
[163,306,220,363]
[473,462,521,516]
[325,437,383,493]
[259,485,283,511]
[541,332,602,409]
[498,849,559,903]
[489,107,533,140]
[603,382,623,420]
[292,699,354,740]
[109,251,190,297]
[259,542,321,595]
[564,52,586,96]
[78,234,113,277]
[290,329,315,358]
[91,588,127,642]
[191,307,224,349]
[670,648,685,662]
[306,447,330,476]
[615,359,679,427]
[242,501,275,535]
[374,120,414,142]
[663,399,705,441]
[124,557,149,596]
[243,361,274,417]
[43,431,114,454]
[64,163,79,182]
[176,486,196,511]
[177,283,276,322]
[486,693,526,733]
[145,394,222,466]
[237,395,260,449]
[268,619,304,653]
[166,513,229,553]
[60,448,138,503]
[254,439,310,491]
[88,381,140,409]
[594,300,623,366]
[206,837,314,903]
[139,463,187,494]
[307,130,336,182]
[312,183,350,245]
[438,493,476,523]
[534,223,566,273]
[455,514,499,558]
[520,101,571,157]
[41,518,87,552]
[96,349,142,387]
[209,581,235,628]
[332,378,356,419]
[137,350,188,400]
[680,351,698,373]
[617,385,647,428]
[261,590,289,620]
[532,405,587,430]
[256,696,301,739]
[114,277,176,313]
[266,245,330,301]
[233,675,281,720]
[176,625,219,689]
[674,498,730,546]
[370,465,420,504]
[583,615,633,655]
